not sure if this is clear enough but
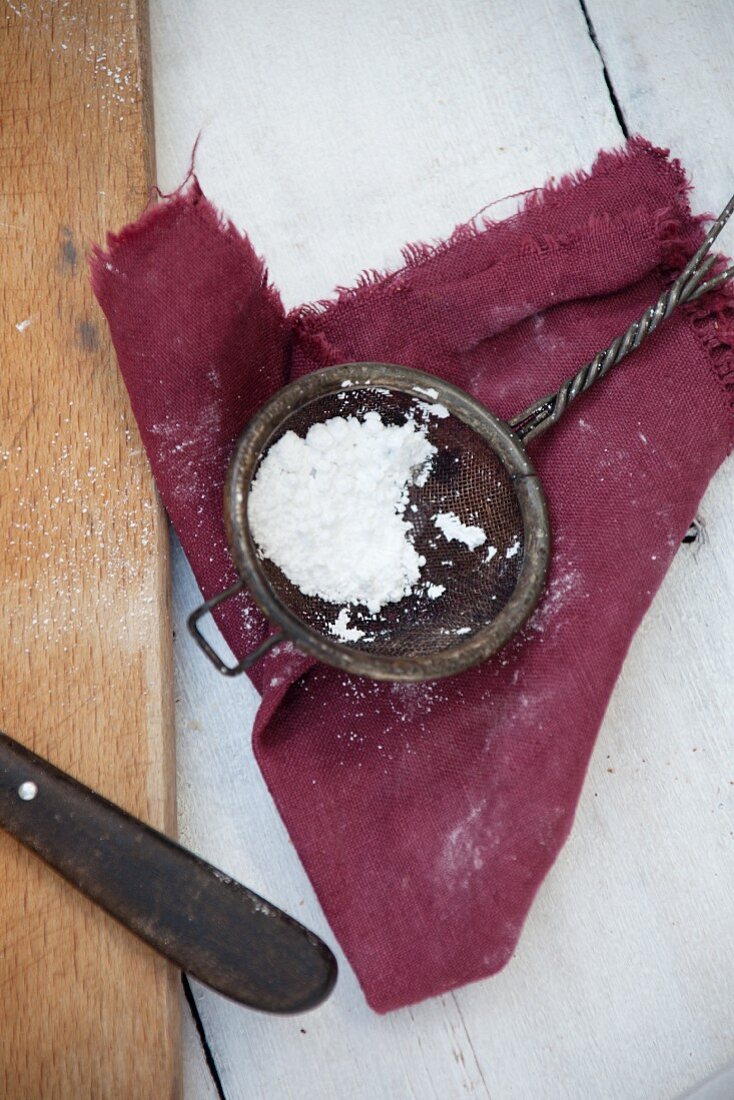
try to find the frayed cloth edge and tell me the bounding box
[289,135,675,326]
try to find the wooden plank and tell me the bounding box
[156,0,734,1096]
[150,0,622,311]
[564,6,734,1095]
[681,1061,734,1100]
[584,0,734,215]
[181,992,221,1100]
[427,6,734,1100]
[0,2,180,1097]
[172,542,491,1100]
[152,1,627,1097]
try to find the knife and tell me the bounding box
[0,730,337,1013]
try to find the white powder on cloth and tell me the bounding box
[432,510,487,550]
[248,410,436,613]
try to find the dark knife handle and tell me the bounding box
[0,730,336,1013]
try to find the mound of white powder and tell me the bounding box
[248,411,437,614]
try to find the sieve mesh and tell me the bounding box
[250,386,525,657]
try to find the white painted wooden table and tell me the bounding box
[148,2,734,1097]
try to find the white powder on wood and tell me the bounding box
[432,510,487,550]
[248,411,436,613]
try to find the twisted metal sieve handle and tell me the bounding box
[509,192,734,443]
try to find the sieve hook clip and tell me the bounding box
[188,580,284,676]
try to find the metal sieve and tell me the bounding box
[189,193,734,683]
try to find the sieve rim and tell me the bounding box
[224,363,550,682]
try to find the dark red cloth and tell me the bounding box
[91,137,734,1012]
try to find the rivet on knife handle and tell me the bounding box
[0,731,337,1014]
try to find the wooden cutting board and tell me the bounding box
[0,2,180,1096]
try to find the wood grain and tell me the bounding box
[0,2,180,1097]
